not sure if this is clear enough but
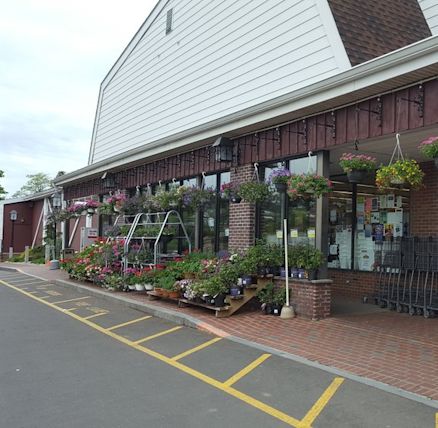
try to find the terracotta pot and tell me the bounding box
[161,289,170,298]
[168,290,180,299]
[154,287,163,296]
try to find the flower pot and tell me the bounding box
[434,158,438,170]
[154,287,163,296]
[298,268,306,279]
[128,284,136,291]
[144,283,154,291]
[271,304,282,316]
[279,267,287,278]
[113,205,121,213]
[263,303,272,315]
[81,209,88,216]
[135,283,145,291]
[307,269,318,281]
[241,275,254,286]
[168,290,180,299]
[87,208,95,215]
[291,268,300,279]
[274,182,287,193]
[211,293,226,307]
[390,177,405,185]
[230,195,242,203]
[347,169,367,183]
[229,286,241,297]
[161,289,170,298]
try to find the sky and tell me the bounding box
[0,0,157,197]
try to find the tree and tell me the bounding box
[12,173,52,198]
[0,170,6,200]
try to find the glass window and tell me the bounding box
[327,181,410,271]
[259,157,317,246]
[202,174,218,252]
[218,172,230,252]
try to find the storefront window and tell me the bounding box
[328,181,410,271]
[259,156,317,245]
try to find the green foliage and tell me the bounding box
[339,153,377,172]
[12,173,52,198]
[418,136,438,159]
[237,182,270,203]
[198,277,228,296]
[289,245,324,269]
[375,160,424,190]
[0,170,6,199]
[256,283,287,305]
[287,174,333,199]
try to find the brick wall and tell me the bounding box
[410,161,438,236]
[228,164,256,252]
[329,269,377,299]
[272,278,331,320]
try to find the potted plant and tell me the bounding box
[287,174,333,199]
[268,167,291,192]
[418,136,438,169]
[98,202,114,216]
[182,186,216,209]
[152,187,182,210]
[220,182,241,203]
[375,159,424,190]
[237,181,270,203]
[67,202,86,217]
[104,274,123,291]
[256,282,276,315]
[83,199,101,214]
[293,245,324,280]
[339,153,377,183]
[107,194,127,213]
[271,288,286,316]
[200,277,228,307]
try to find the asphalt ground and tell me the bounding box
[0,270,437,428]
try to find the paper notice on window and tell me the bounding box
[276,230,283,239]
[307,228,316,239]
[290,229,299,238]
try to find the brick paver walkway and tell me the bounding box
[3,262,438,401]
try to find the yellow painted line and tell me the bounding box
[52,296,91,305]
[83,312,109,320]
[106,315,152,331]
[64,307,79,312]
[0,279,303,428]
[301,377,344,427]
[223,354,271,387]
[39,296,52,299]
[436,412,437,428]
[171,337,223,361]
[28,291,39,294]
[134,326,183,344]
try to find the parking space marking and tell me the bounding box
[171,337,223,361]
[106,315,152,331]
[0,278,331,428]
[44,290,63,296]
[300,377,344,427]
[52,296,91,305]
[134,326,183,345]
[436,412,437,428]
[64,307,79,312]
[83,312,109,320]
[223,353,272,387]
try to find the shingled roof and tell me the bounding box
[328,0,432,66]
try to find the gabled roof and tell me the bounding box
[328,0,432,66]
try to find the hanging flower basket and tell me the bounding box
[237,181,270,203]
[106,194,126,213]
[339,153,377,183]
[418,136,438,170]
[376,134,424,191]
[287,174,333,199]
[268,167,291,193]
[152,187,182,210]
[220,182,241,202]
[181,186,215,209]
[375,159,424,190]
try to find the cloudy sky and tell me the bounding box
[0,0,157,197]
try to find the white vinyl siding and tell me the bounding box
[418,0,438,34]
[90,0,348,163]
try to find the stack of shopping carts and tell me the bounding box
[374,236,438,318]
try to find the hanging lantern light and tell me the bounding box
[212,136,234,162]
[102,172,116,189]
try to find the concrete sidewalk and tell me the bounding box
[2,262,438,406]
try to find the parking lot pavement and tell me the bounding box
[1,270,437,428]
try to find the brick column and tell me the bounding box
[228,164,256,252]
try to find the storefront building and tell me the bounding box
[54,0,438,301]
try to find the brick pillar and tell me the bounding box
[410,161,438,236]
[228,164,256,252]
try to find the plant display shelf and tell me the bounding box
[147,290,180,302]
[178,298,231,316]
[108,211,191,273]
[177,278,271,318]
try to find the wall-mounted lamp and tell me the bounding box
[102,171,116,189]
[212,136,234,162]
[52,191,62,209]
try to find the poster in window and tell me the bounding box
[371,212,380,224]
[371,198,379,211]
[373,224,384,241]
[386,194,395,209]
